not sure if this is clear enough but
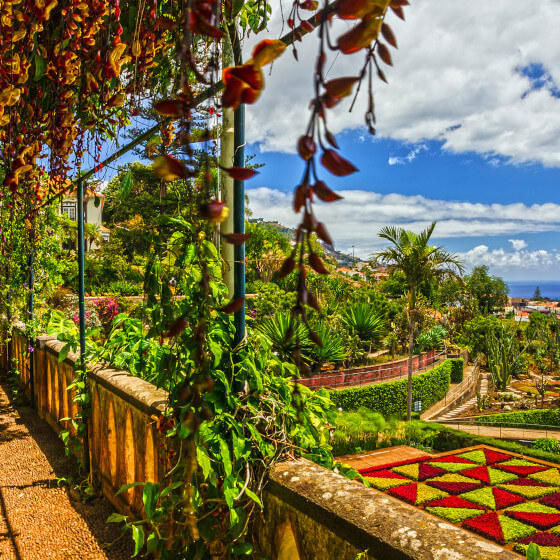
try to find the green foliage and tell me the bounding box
[257,311,311,364]
[308,323,348,370]
[329,360,452,418]
[465,265,509,314]
[475,409,560,428]
[459,315,502,356]
[526,543,542,560]
[486,327,515,392]
[450,358,465,383]
[416,325,448,353]
[532,438,560,454]
[331,408,387,456]
[340,303,386,348]
[247,281,296,319]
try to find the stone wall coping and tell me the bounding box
[31,333,168,417]
[268,458,520,560]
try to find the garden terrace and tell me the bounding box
[356,444,560,559]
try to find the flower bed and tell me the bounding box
[357,446,560,555]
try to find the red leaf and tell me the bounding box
[391,5,405,20]
[223,233,251,245]
[336,0,384,20]
[153,155,188,181]
[301,20,315,33]
[313,181,343,202]
[309,253,330,275]
[320,150,358,176]
[220,166,259,180]
[337,16,382,54]
[308,329,323,347]
[324,77,359,98]
[154,99,184,117]
[278,256,296,279]
[376,66,388,83]
[293,183,308,213]
[164,317,187,338]
[381,23,397,48]
[377,42,393,66]
[307,292,321,312]
[316,222,333,246]
[218,298,244,314]
[200,201,229,223]
[297,135,316,160]
[325,130,339,148]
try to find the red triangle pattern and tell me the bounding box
[541,492,560,510]
[360,467,409,479]
[492,487,525,509]
[428,481,483,495]
[496,464,548,476]
[432,455,476,464]
[483,449,512,464]
[387,483,418,505]
[418,463,446,481]
[505,511,560,530]
[463,512,504,543]
[461,465,491,483]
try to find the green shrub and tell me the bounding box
[329,360,452,417]
[475,409,560,428]
[450,358,464,383]
[532,438,560,454]
[332,408,388,456]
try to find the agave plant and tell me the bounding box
[257,311,312,364]
[415,325,448,353]
[308,323,348,372]
[340,303,386,351]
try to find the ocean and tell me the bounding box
[507,281,560,300]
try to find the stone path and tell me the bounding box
[0,379,136,560]
[336,445,431,470]
[436,422,560,442]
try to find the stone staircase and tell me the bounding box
[433,375,489,422]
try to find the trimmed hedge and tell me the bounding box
[329,360,451,417]
[475,409,560,428]
[450,358,464,383]
[428,422,560,465]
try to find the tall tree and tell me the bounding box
[465,265,509,314]
[533,286,543,300]
[374,221,464,421]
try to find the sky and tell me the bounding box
[239,0,560,282]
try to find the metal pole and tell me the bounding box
[27,214,35,407]
[77,178,90,471]
[233,103,246,391]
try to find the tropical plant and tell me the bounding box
[416,325,448,353]
[308,323,348,371]
[384,331,399,359]
[257,312,312,364]
[374,221,464,420]
[341,303,386,351]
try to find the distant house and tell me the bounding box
[509,297,528,310]
[59,189,109,250]
[337,267,366,281]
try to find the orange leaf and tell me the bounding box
[222,63,264,109]
[200,201,229,223]
[307,292,321,312]
[154,99,185,117]
[336,0,385,20]
[337,16,382,54]
[320,150,358,176]
[293,183,307,213]
[324,77,359,98]
[218,298,244,314]
[220,166,259,180]
[391,4,405,19]
[253,39,287,66]
[316,222,333,246]
[153,155,188,181]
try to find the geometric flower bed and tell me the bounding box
[358,446,560,559]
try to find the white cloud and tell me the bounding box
[247,187,560,258]
[460,245,560,271]
[509,239,528,250]
[388,144,427,165]
[243,0,560,166]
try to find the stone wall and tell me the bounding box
[298,349,439,390]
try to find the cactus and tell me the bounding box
[486,327,514,392]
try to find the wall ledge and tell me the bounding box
[267,458,520,560]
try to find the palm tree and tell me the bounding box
[374,221,464,420]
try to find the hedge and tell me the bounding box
[329,360,451,418]
[450,358,464,383]
[475,409,560,428]
[428,422,560,464]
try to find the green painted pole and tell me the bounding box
[77,178,90,471]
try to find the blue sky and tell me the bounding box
[240,0,560,282]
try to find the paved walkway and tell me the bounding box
[336,445,431,470]
[0,380,136,560]
[436,421,560,442]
